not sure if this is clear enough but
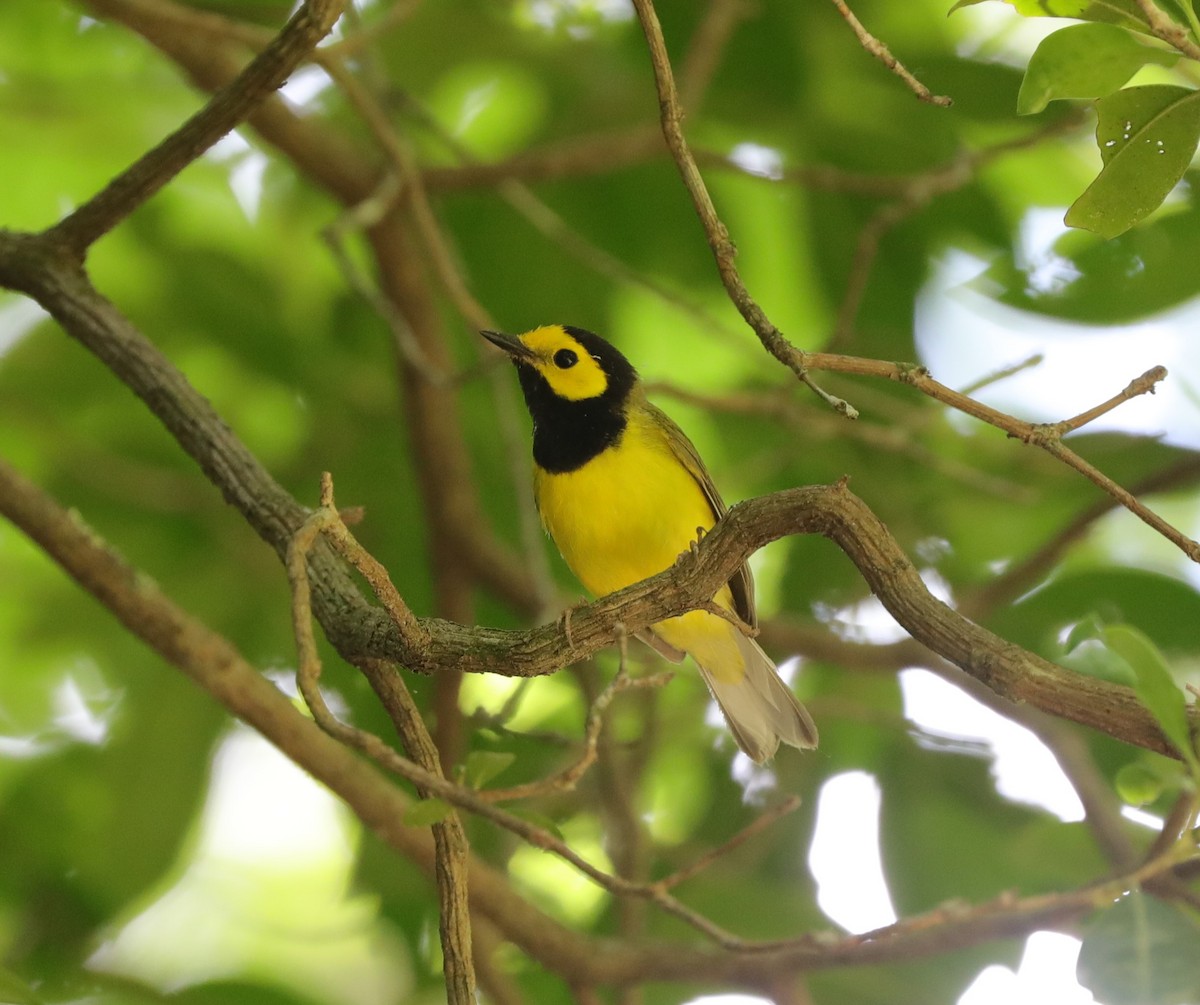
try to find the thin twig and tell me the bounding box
[963,457,1200,619]
[288,481,474,1003]
[830,197,927,346]
[828,0,952,106]
[479,670,672,804]
[657,796,804,890]
[1132,0,1200,60]
[590,634,654,982]
[629,0,855,415]
[321,0,421,60]
[957,354,1046,397]
[797,351,1200,564]
[323,176,453,386]
[678,0,753,111]
[318,62,560,613]
[1045,366,1168,436]
[361,656,478,1002]
[400,95,745,347]
[827,114,1086,344]
[1031,436,1199,562]
[648,381,1032,498]
[648,381,1034,501]
[423,125,664,192]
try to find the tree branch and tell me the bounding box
[11,1,1200,997]
[963,456,1200,619]
[81,0,544,622]
[52,0,345,255]
[288,479,475,1002]
[627,0,1197,569]
[628,0,827,397]
[1132,0,1200,60]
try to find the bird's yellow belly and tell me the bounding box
[534,413,745,683]
[534,424,717,599]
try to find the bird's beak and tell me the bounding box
[480,329,537,363]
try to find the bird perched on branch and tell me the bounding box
[481,324,818,762]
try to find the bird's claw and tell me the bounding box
[558,596,588,647]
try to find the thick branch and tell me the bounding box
[402,479,1186,759]
[0,235,387,659]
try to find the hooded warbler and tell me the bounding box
[481,324,818,762]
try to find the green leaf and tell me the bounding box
[1018,24,1177,115]
[1078,892,1200,1005]
[1114,761,1166,804]
[403,797,454,827]
[1066,85,1200,237]
[1104,624,1199,772]
[464,750,516,789]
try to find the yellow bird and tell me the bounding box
[482,324,818,762]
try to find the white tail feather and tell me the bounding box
[697,634,818,763]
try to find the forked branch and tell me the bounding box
[629,0,1198,566]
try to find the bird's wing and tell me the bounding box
[643,401,757,628]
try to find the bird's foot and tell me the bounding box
[699,599,759,639]
[674,525,708,567]
[558,596,588,647]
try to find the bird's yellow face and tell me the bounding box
[505,325,610,401]
[481,323,639,473]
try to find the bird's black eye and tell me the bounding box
[553,348,578,369]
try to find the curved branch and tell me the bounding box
[79,0,543,622]
[464,479,1184,759]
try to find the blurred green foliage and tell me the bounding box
[2,1,1200,1003]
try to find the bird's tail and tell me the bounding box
[697,632,818,763]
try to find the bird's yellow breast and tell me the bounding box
[534,408,717,598]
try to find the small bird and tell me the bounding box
[482,324,818,762]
